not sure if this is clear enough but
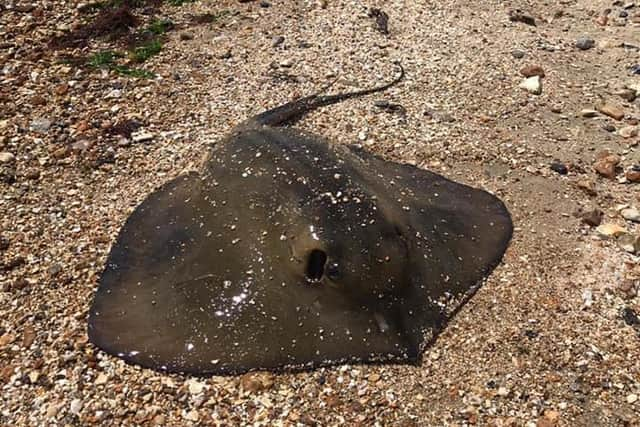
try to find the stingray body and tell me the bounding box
[88,66,512,375]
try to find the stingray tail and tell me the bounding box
[239,63,404,129]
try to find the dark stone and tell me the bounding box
[622,307,640,326]
[579,209,603,227]
[368,8,389,34]
[373,100,406,114]
[2,256,25,271]
[272,36,284,48]
[576,37,595,50]
[48,263,62,277]
[0,236,9,251]
[508,9,536,26]
[550,161,568,175]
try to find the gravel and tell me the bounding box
[1,0,639,425]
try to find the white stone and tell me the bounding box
[95,373,108,385]
[621,207,640,223]
[131,131,155,143]
[519,76,542,95]
[617,234,639,254]
[187,379,206,395]
[619,126,638,139]
[582,289,593,307]
[184,409,199,421]
[45,403,59,418]
[0,152,15,163]
[69,399,83,415]
[580,109,598,117]
[595,223,626,238]
[105,89,122,99]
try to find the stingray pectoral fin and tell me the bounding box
[88,172,208,370]
[346,146,512,310]
[405,166,513,296]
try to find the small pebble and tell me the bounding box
[272,36,285,47]
[30,118,52,133]
[622,308,640,326]
[576,37,595,50]
[131,131,155,143]
[617,234,639,253]
[580,209,603,227]
[621,207,640,223]
[0,152,15,163]
[45,404,59,418]
[519,76,542,95]
[508,9,536,26]
[520,65,545,77]
[69,399,83,415]
[0,236,9,251]
[27,371,40,384]
[550,161,568,175]
[580,109,598,118]
[593,152,620,178]
[582,289,593,307]
[280,59,294,68]
[94,372,108,384]
[187,379,206,395]
[184,410,199,421]
[497,386,509,396]
[615,88,636,102]
[597,102,625,120]
[626,166,640,182]
[595,223,626,237]
[619,126,638,138]
[368,373,381,382]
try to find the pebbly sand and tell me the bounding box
[1,0,639,425]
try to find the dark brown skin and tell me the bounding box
[87,65,512,375]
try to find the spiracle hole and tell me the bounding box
[306,249,327,281]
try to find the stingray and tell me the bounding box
[88,64,513,375]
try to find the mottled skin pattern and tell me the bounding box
[88,66,513,375]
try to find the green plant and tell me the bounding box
[88,50,118,67]
[167,0,195,6]
[87,50,154,78]
[193,10,231,24]
[112,65,155,78]
[145,18,174,35]
[130,39,162,62]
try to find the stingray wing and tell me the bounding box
[344,145,513,332]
